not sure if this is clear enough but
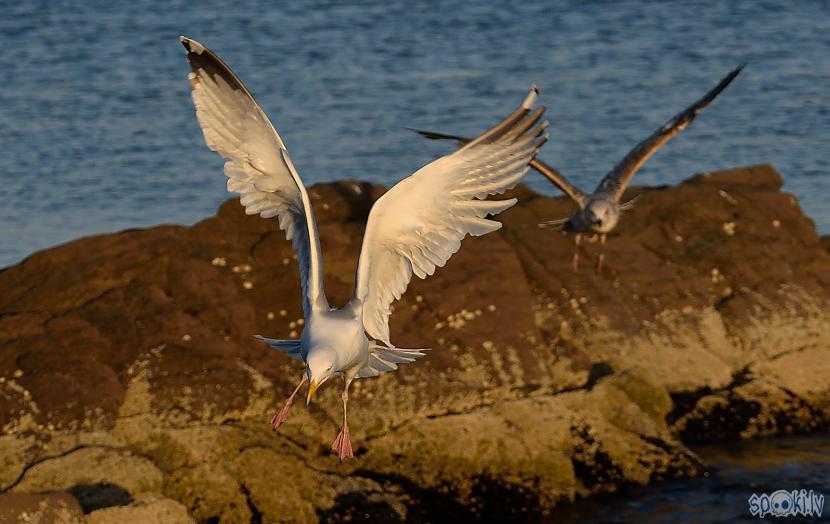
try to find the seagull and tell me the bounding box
[412,65,744,272]
[180,36,548,460]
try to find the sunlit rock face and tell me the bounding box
[1,165,828,521]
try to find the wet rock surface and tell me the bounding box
[1,164,828,522]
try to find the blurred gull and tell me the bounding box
[180,36,547,460]
[413,65,744,272]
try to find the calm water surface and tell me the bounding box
[0,1,828,267]
[553,436,830,523]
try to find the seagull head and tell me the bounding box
[305,347,337,405]
[585,199,618,233]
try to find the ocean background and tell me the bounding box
[1,3,828,521]
[0,1,828,267]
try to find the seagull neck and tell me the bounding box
[345,297,363,318]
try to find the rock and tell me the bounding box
[85,495,193,524]
[9,447,162,497]
[163,462,251,523]
[1,166,828,520]
[0,491,84,524]
[675,346,830,442]
[354,368,696,521]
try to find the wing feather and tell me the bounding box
[353,90,548,346]
[181,36,327,316]
[356,343,428,378]
[254,336,304,361]
[410,127,589,207]
[596,65,745,200]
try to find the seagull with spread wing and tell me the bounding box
[413,65,744,272]
[180,36,547,460]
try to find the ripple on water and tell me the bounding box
[1,1,829,267]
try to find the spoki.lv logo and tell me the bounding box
[749,489,824,519]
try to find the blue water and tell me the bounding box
[1,1,829,267]
[553,436,830,523]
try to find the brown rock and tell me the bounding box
[1,166,828,519]
[86,496,194,524]
[0,491,84,524]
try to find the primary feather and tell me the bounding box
[181,37,327,317]
[353,97,548,346]
[596,64,745,200]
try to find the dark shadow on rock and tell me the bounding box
[570,424,626,491]
[463,476,548,523]
[676,395,762,444]
[338,470,550,523]
[67,482,133,513]
[241,484,263,524]
[319,491,403,523]
[344,470,477,522]
[585,362,615,390]
[667,386,714,426]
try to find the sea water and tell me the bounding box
[552,436,830,523]
[0,1,828,267]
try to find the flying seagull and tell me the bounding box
[412,65,744,272]
[180,36,548,460]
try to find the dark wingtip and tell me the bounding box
[406,127,466,142]
[720,63,746,89]
[726,63,747,84]
[179,36,208,56]
[405,127,432,138]
[690,63,745,114]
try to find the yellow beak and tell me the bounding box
[306,378,319,405]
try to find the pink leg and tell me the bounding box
[571,233,582,273]
[595,234,607,274]
[330,379,354,461]
[269,374,307,430]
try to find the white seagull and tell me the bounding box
[180,36,548,460]
[413,65,744,272]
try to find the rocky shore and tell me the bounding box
[1,164,828,522]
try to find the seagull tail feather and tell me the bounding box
[357,342,429,378]
[538,217,570,230]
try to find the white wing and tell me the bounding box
[411,126,589,208]
[353,89,548,346]
[181,36,327,316]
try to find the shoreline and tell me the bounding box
[1,164,829,521]
[552,435,830,523]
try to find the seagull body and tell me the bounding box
[413,65,744,272]
[180,36,547,460]
[303,304,366,383]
